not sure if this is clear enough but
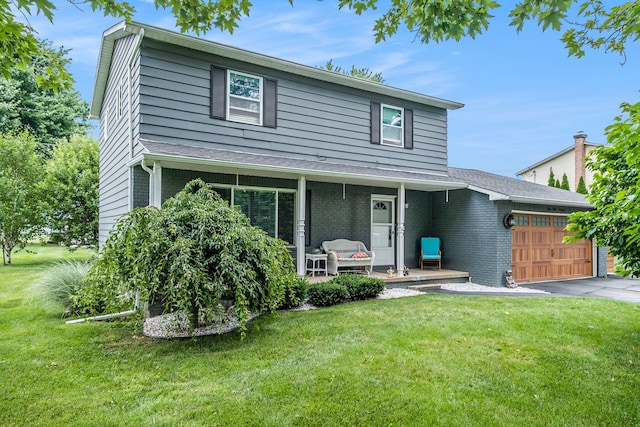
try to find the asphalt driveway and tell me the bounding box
[521,275,640,304]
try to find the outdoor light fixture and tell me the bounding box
[503,213,516,228]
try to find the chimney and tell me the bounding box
[574,132,587,190]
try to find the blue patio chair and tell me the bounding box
[420,237,442,270]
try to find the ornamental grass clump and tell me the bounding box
[35,259,93,317]
[75,179,296,336]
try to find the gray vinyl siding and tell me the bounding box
[98,34,139,247]
[136,39,449,174]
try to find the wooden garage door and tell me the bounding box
[511,214,592,282]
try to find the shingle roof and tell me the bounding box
[137,139,467,191]
[134,140,592,209]
[515,142,602,176]
[90,21,464,119]
[448,167,591,208]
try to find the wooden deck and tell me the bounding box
[307,268,469,287]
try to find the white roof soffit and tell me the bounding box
[90,20,464,118]
[129,153,468,192]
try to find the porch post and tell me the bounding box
[296,176,306,276]
[397,183,406,272]
[152,161,162,208]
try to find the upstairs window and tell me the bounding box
[211,66,277,128]
[370,101,413,149]
[381,104,403,146]
[228,71,263,125]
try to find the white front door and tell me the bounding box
[371,196,395,266]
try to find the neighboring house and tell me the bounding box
[90,21,605,286]
[516,133,602,191]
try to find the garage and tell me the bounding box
[511,213,592,282]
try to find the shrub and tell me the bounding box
[331,274,386,300]
[278,276,309,309]
[307,282,350,307]
[76,179,296,336]
[37,260,93,317]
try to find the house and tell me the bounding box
[90,21,605,287]
[516,133,602,191]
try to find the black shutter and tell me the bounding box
[263,78,278,128]
[370,101,381,145]
[210,66,226,119]
[404,108,413,149]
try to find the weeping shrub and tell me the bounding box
[75,179,296,335]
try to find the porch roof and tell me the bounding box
[133,139,468,191]
[448,167,592,208]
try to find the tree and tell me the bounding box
[548,169,557,187]
[77,179,296,335]
[0,41,89,154]
[0,132,46,265]
[4,1,639,89]
[43,135,99,248]
[566,101,640,276]
[560,173,571,190]
[323,59,385,84]
[576,176,588,194]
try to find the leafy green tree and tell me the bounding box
[0,41,89,154]
[567,101,640,276]
[576,176,588,194]
[323,59,385,84]
[43,135,99,248]
[548,169,557,187]
[560,173,571,190]
[0,132,46,265]
[77,179,296,335]
[5,1,639,88]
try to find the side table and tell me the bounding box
[305,253,328,277]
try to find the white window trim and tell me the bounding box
[226,70,264,126]
[380,103,404,148]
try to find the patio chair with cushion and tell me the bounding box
[420,237,442,270]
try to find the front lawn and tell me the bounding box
[1,246,639,426]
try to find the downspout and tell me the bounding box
[140,157,155,207]
[66,292,140,324]
[66,310,137,324]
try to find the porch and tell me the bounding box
[307,268,469,289]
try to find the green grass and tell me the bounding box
[1,245,639,426]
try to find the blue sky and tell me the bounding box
[27,0,640,176]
